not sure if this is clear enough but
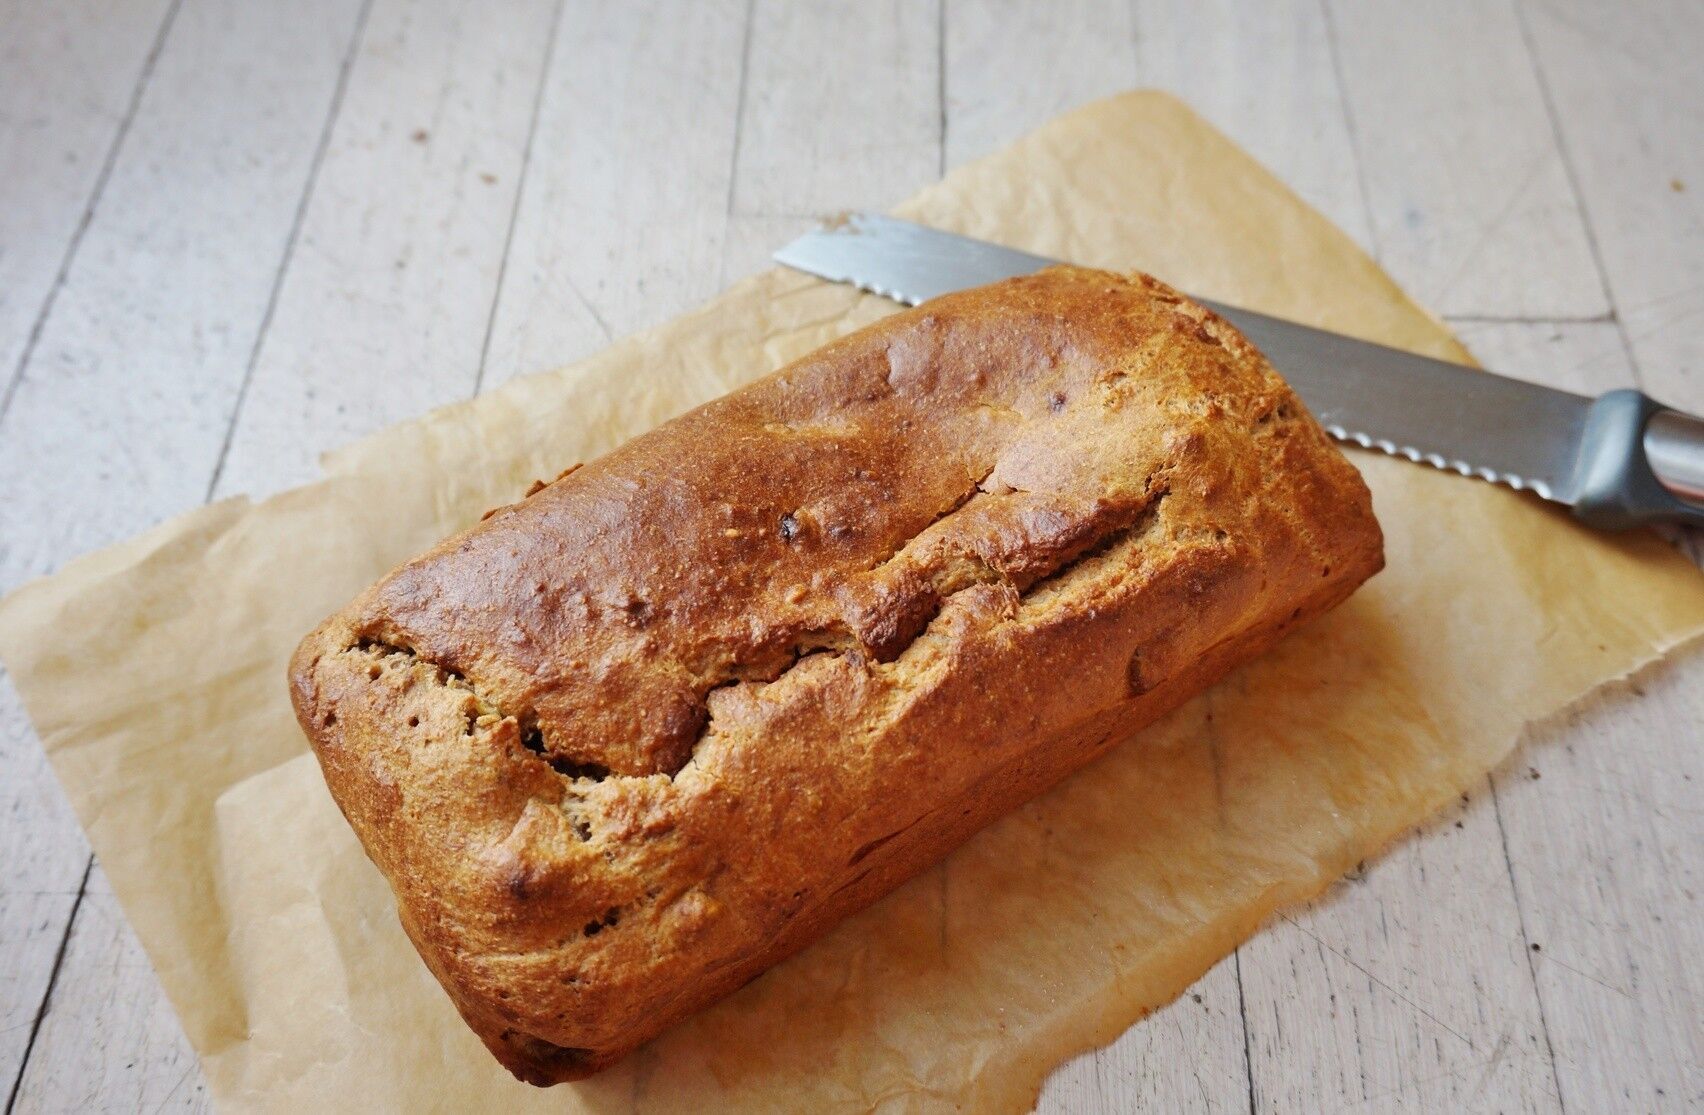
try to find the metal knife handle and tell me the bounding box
[1572,389,1704,529]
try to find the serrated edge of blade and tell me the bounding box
[772,240,926,306]
[834,271,925,307]
[1325,423,1563,503]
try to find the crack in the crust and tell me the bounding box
[1019,487,1170,601]
[697,627,862,686]
[682,480,1172,769]
[522,726,611,781]
[350,475,1172,798]
[348,639,611,798]
[664,471,1005,772]
[854,466,996,575]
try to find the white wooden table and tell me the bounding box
[3,1,1700,1111]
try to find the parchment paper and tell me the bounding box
[3,91,1702,1114]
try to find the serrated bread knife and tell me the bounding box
[775,213,1704,530]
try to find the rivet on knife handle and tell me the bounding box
[1571,390,1704,529]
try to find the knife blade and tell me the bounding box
[775,213,1704,530]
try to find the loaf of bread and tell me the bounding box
[290,267,1383,1084]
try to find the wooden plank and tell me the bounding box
[733,0,941,216]
[213,0,561,499]
[1354,25,1704,1102]
[1456,318,1704,1109]
[942,0,1136,170]
[1240,793,1560,1112]
[10,866,210,1114]
[1323,0,1608,319]
[0,0,176,408]
[479,0,750,389]
[0,0,367,588]
[1131,0,1374,250]
[720,0,943,285]
[1496,644,1703,1113]
[0,0,369,1106]
[944,1,1375,251]
[1518,0,1704,406]
[0,2,175,1091]
[0,669,90,1097]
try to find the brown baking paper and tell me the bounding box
[3,91,1702,1113]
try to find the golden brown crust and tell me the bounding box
[289,267,1383,1084]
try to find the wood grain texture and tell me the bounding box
[479,0,750,388]
[2,1,1702,1111]
[0,670,89,1097]
[1240,784,1561,1111]
[1325,0,1608,319]
[213,0,560,499]
[0,0,176,410]
[942,0,1137,170]
[0,0,368,1110]
[1497,653,1704,1113]
[0,7,171,1058]
[1133,0,1374,251]
[1455,319,1702,1113]
[720,0,943,283]
[0,0,366,588]
[1519,0,1704,404]
[9,868,209,1114]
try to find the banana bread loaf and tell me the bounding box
[289,267,1383,1084]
